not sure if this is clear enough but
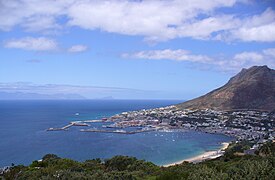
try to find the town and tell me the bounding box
[46,105,275,154]
[46,105,275,142]
[109,106,275,144]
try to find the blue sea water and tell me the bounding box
[0,100,233,167]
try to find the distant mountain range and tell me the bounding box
[0,92,86,100]
[177,65,275,111]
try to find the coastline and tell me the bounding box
[163,142,229,167]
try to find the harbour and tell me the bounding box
[46,118,160,134]
[80,127,158,134]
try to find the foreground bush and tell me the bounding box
[3,142,275,180]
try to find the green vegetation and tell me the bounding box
[2,142,275,180]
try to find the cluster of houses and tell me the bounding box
[109,106,275,143]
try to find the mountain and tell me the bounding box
[0,92,86,100]
[177,65,275,111]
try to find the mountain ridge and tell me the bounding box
[0,91,86,100]
[177,65,275,111]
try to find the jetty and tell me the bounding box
[46,121,89,131]
[71,122,89,126]
[46,123,73,131]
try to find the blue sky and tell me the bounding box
[0,0,275,99]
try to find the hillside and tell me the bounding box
[2,142,275,179]
[177,66,275,111]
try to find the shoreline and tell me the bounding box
[163,142,229,167]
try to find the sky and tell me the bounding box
[0,0,275,100]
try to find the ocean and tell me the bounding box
[0,100,233,167]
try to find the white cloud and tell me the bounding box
[22,16,61,32]
[263,48,275,58]
[233,52,264,62]
[123,49,212,63]
[0,0,274,42]
[4,37,88,53]
[4,37,58,51]
[177,15,240,40]
[227,8,275,42]
[66,0,238,42]
[123,48,275,72]
[0,0,71,31]
[222,52,265,71]
[68,45,88,53]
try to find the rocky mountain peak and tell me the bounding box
[177,65,275,111]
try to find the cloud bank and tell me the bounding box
[0,0,275,42]
[123,48,275,72]
[4,37,88,52]
[4,37,58,51]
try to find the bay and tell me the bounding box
[0,100,233,167]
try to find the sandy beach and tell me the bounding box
[163,142,229,167]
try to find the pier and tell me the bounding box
[46,123,73,131]
[71,122,89,126]
[46,121,89,131]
